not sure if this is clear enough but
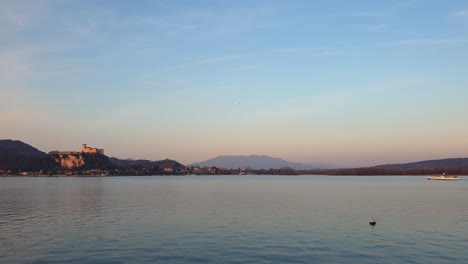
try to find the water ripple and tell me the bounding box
[1,176,467,264]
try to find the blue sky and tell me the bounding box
[1,0,467,167]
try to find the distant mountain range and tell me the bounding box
[2,139,468,173]
[376,158,468,169]
[191,155,324,170]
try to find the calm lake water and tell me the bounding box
[1,176,467,264]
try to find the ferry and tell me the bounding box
[427,173,461,181]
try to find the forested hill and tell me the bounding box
[0,140,46,157]
[0,140,56,171]
[109,157,186,170]
[375,158,468,169]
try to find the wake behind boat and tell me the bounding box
[427,173,461,181]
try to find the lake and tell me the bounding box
[1,176,467,263]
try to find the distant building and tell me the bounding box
[48,144,104,156]
[163,167,174,173]
[49,151,80,155]
[82,144,104,155]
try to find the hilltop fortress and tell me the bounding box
[82,144,104,155]
[47,144,105,169]
[49,144,104,155]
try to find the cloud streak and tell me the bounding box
[453,9,468,17]
[0,0,50,36]
[395,0,423,7]
[386,38,468,46]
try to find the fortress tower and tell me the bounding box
[82,144,104,155]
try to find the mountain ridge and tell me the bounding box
[191,154,324,170]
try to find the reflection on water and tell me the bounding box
[1,176,467,264]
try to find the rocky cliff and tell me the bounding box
[52,154,85,169]
[49,153,115,170]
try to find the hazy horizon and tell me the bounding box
[1,1,467,167]
[3,138,468,168]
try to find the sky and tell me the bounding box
[1,0,468,167]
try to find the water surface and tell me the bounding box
[1,176,467,263]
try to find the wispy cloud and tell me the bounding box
[254,76,425,122]
[234,65,257,71]
[346,11,384,17]
[453,9,468,17]
[314,0,421,21]
[182,48,337,67]
[395,0,423,8]
[316,11,384,18]
[263,48,337,56]
[192,55,242,65]
[365,24,387,31]
[0,0,49,36]
[386,38,468,46]
[92,5,276,39]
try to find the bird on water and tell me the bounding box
[369,217,376,226]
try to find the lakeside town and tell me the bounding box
[1,140,468,177]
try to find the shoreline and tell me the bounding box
[2,174,462,177]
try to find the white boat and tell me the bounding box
[427,173,461,181]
